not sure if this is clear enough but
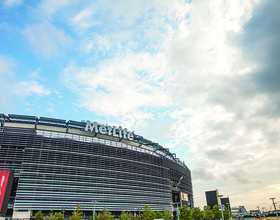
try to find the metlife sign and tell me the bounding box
[85,121,134,141]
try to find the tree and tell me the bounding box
[223,206,230,220]
[119,211,128,220]
[179,205,192,220]
[69,204,84,220]
[89,213,99,220]
[162,209,173,220]
[192,207,203,220]
[141,205,156,220]
[99,207,114,220]
[212,205,222,220]
[43,210,64,220]
[54,212,65,220]
[44,212,55,220]
[156,212,163,219]
[35,210,44,220]
[119,211,133,220]
[127,212,134,220]
[203,206,215,220]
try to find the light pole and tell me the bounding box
[173,202,180,220]
[92,200,98,220]
[270,198,279,220]
[217,195,224,220]
[226,203,231,220]
[62,206,67,218]
[262,207,266,217]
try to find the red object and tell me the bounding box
[0,170,10,212]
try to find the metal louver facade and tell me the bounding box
[0,114,193,215]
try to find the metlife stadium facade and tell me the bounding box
[0,114,193,217]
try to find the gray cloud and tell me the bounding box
[192,167,216,181]
[242,0,280,67]
[222,169,251,184]
[205,148,234,163]
[241,0,280,105]
[205,1,280,117]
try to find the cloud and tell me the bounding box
[73,0,190,56]
[0,56,15,76]
[22,22,73,58]
[0,56,51,111]
[3,0,22,7]
[13,81,51,97]
[205,148,234,163]
[71,8,102,29]
[192,167,216,181]
[240,0,280,114]
[37,0,77,16]
[135,0,280,209]
[222,169,251,184]
[0,57,16,110]
[62,52,172,125]
[70,0,146,30]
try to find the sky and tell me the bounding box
[1,0,280,211]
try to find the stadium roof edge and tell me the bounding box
[0,113,187,169]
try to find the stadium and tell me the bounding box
[0,114,193,218]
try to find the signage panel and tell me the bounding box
[0,170,10,212]
[181,192,188,201]
[85,121,134,141]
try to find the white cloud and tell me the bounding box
[0,57,51,111]
[38,0,76,16]
[72,0,191,56]
[0,56,15,76]
[63,52,172,122]
[72,8,102,29]
[22,22,73,58]
[13,80,51,97]
[0,57,16,110]
[3,0,22,7]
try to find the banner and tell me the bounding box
[181,192,188,201]
[0,170,10,212]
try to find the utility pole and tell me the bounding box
[226,203,231,220]
[217,195,224,220]
[262,207,265,217]
[92,200,98,220]
[270,198,279,220]
[62,206,67,218]
[176,202,180,220]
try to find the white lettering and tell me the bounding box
[107,126,112,135]
[127,132,134,141]
[99,125,107,134]
[85,121,98,132]
[123,128,127,139]
[112,126,118,137]
[84,121,134,141]
[1,176,5,187]
[119,126,122,138]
